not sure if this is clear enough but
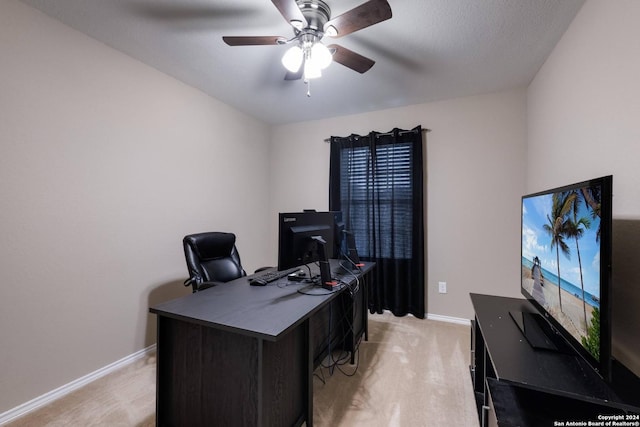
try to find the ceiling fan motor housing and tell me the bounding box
[296,0,331,33]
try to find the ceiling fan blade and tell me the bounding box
[271,0,308,28]
[328,44,375,74]
[223,36,286,46]
[324,0,392,38]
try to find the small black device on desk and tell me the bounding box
[248,267,300,286]
[287,270,307,282]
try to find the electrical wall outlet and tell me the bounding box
[438,281,447,294]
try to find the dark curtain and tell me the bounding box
[329,126,425,318]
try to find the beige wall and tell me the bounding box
[527,0,640,377]
[527,0,640,202]
[269,89,528,320]
[0,0,271,413]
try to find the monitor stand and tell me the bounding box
[339,259,361,272]
[509,310,560,351]
[340,231,363,272]
[311,236,336,290]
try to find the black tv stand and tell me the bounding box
[471,293,639,427]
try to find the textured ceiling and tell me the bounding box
[19,0,585,125]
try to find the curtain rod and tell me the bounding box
[324,127,431,143]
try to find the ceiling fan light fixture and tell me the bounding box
[304,58,322,80]
[282,45,303,72]
[311,42,332,69]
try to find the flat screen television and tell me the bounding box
[519,175,613,380]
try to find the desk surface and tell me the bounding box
[151,260,374,342]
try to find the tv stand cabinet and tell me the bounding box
[470,293,639,427]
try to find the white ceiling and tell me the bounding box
[19,0,585,125]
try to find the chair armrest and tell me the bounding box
[183,277,223,293]
[196,281,222,292]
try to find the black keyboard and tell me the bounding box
[249,267,301,286]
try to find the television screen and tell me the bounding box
[521,175,612,378]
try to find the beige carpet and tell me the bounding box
[6,312,479,427]
[5,354,156,427]
[314,312,479,426]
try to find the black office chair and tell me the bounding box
[183,232,247,293]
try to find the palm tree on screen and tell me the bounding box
[566,190,592,331]
[543,192,576,313]
[581,186,602,240]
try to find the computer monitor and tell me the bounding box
[277,211,342,271]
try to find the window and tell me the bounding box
[339,142,414,259]
[329,126,425,318]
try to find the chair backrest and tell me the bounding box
[183,232,246,291]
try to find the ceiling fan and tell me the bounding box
[222,0,392,84]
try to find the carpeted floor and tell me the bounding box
[313,313,479,426]
[6,354,156,427]
[6,312,479,427]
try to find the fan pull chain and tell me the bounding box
[306,79,311,97]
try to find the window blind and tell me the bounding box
[339,142,414,259]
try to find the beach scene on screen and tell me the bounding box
[521,185,602,360]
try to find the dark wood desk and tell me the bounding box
[150,260,374,427]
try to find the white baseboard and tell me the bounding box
[427,313,471,326]
[0,344,156,426]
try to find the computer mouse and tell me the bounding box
[249,278,267,286]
